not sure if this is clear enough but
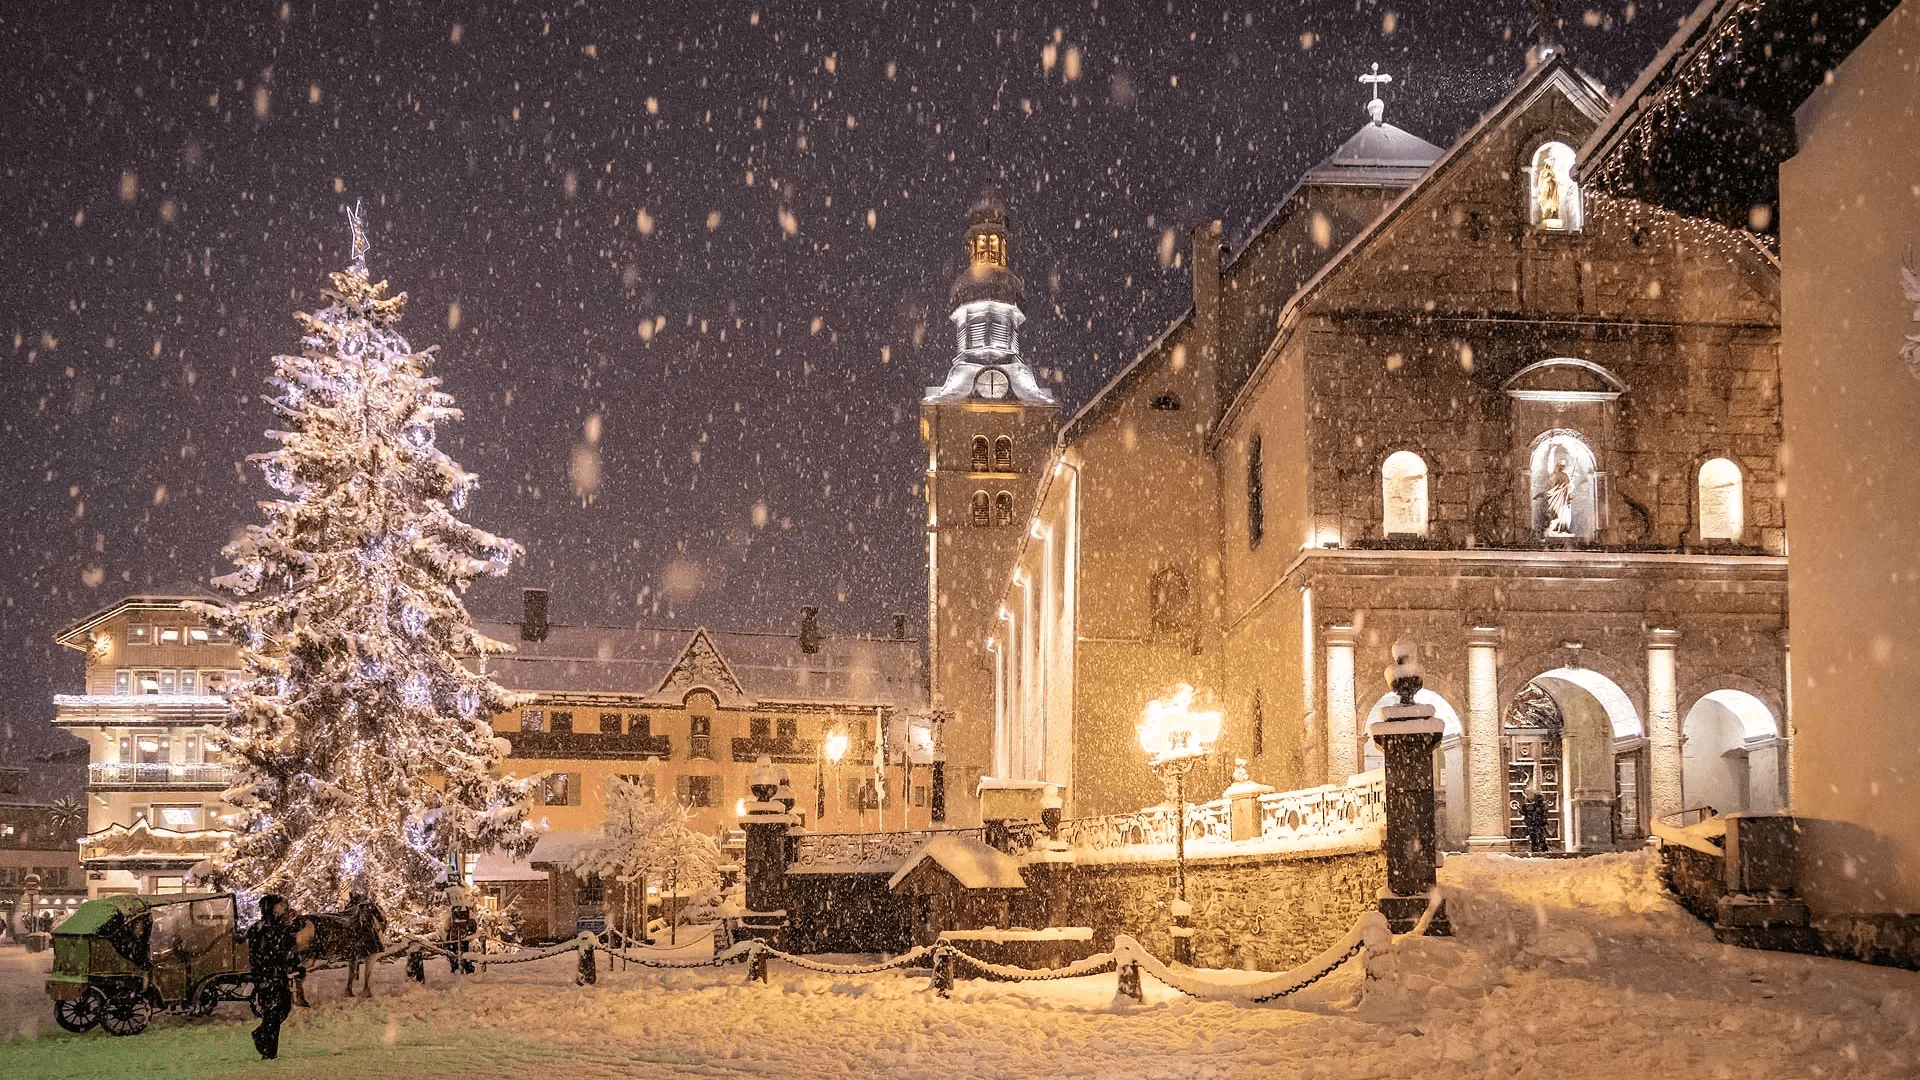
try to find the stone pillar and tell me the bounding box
[1465,627,1508,850]
[1646,629,1683,823]
[740,756,795,943]
[1372,638,1450,935]
[1325,625,1358,782]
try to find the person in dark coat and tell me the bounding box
[248,894,300,1060]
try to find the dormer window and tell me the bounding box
[1527,142,1583,232]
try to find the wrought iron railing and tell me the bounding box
[88,762,234,787]
[730,736,818,764]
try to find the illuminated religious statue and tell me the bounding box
[1538,446,1576,536]
[1536,164,1563,227]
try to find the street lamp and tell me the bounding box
[1137,683,1222,965]
[821,730,849,825]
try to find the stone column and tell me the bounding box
[1465,627,1509,850]
[1646,629,1683,823]
[1324,625,1358,782]
[1372,638,1450,936]
[740,756,795,943]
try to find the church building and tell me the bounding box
[971,48,1790,851]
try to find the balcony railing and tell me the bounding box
[730,736,818,764]
[88,762,234,788]
[689,735,713,760]
[54,694,232,727]
[501,730,672,761]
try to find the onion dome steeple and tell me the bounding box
[923,191,1054,406]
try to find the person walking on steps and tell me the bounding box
[248,894,300,1060]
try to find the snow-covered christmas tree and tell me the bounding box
[198,207,534,924]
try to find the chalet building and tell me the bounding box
[479,591,937,935]
[973,47,1792,852]
[51,596,244,898]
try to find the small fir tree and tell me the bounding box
[200,222,532,924]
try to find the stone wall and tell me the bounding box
[1018,847,1388,970]
[779,843,1385,971]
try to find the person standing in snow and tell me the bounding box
[248,894,300,1060]
[1520,771,1552,853]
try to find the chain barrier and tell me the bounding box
[760,943,934,976]
[939,945,1120,984]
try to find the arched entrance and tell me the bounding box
[1504,668,1643,852]
[1363,688,1467,852]
[1682,689,1784,816]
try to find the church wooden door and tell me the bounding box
[1505,733,1562,845]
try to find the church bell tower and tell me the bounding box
[920,193,1062,823]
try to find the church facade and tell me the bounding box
[970,54,1791,850]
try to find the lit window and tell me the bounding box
[158,627,182,645]
[970,490,992,527]
[127,624,153,646]
[994,491,1014,527]
[1527,142,1583,232]
[179,670,198,695]
[115,670,131,695]
[157,670,177,694]
[137,670,161,695]
[155,805,204,830]
[1699,458,1744,540]
[1381,450,1430,537]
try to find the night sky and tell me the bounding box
[1,1,1689,756]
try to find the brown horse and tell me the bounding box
[291,901,387,1003]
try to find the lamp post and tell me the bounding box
[1137,684,1222,965]
[821,730,849,825]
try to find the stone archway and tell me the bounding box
[1681,689,1784,816]
[1504,668,1643,851]
[1362,688,1467,852]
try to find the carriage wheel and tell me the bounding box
[53,987,103,1033]
[97,991,152,1037]
[189,980,225,1017]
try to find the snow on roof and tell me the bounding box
[475,621,927,709]
[888,834,1028,892]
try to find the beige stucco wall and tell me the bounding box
[1779,1,1920,916]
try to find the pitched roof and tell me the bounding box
[887,834,1028,891]
[1216,55,1612,441]
[55,594,231,650]
[475,621,927,710]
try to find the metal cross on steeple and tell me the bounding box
[1359,62,1392,124]
[346,199,370,273]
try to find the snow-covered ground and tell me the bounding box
[2,851,1915,1079]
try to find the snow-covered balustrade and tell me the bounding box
[1057,769,1384,863]
[790,823,1046,874]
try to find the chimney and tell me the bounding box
[891,613,909,640]
[521,588,549,642]
[798,606,821,655]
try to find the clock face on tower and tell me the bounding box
[974,368,1010,399]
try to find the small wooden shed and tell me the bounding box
[888,835,1027,947]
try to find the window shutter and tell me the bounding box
[569,774,583,805]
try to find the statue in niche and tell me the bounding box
[1536,165,1563,228]
[1537,447,1576,536]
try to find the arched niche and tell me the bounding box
[1698,458,1745,540]
[1530,432,1600,540]
[1527,141,1583,231]
[1380,450,1430,537]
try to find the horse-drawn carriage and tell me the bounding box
[44,893,258,1036]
